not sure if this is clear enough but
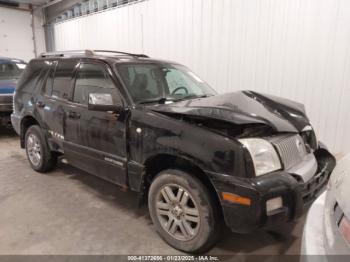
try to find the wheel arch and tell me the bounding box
[20,115,41,148]
[142,154,222,214]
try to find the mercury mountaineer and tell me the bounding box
[11,50,336,253]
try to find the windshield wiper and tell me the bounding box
[138,97,175,105]
[138,95,211,104]
[173,94,210,102]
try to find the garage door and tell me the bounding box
[0,7,35,62]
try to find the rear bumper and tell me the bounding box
[208,148,336,234]
[10,113,21,135]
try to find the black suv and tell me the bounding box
[12,50,336,253]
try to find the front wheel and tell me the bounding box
[25,125,57,173]
[148,169,221,253]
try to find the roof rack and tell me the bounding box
[40,50,94,58]
[93,50,149,58]
[40,50,149,58]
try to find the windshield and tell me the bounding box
[115,63,217,103]
[0,59,27,80]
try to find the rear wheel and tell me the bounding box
[25,125,57,172]
[148,169,221,253]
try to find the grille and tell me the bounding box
[267,134,308,170]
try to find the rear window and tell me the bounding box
[52,60,77,99]
[0,59,26,80]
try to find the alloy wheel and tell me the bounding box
[156,184,201,241]
[27,133,42,167]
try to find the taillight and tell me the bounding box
[339,215,350,245]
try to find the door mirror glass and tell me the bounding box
[88,93,123,112]
[89,93,113,105]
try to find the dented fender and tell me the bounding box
[126,108,250,191]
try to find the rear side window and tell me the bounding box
[17,60,45,93]
[35,67,50,92]
[52,60,76,99]
[73,63,116,105]
[42,61,57,97]
[44,69,54,97]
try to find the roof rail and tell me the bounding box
[40,50,149,59]
[93,50,149,58]
[40,50,94,58]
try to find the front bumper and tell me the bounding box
[0,94,14,127]
[0,112,12,127]
[208,148,336,234]
[0,104,12,112]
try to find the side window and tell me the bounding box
[52,60,76,99]
[73,63,119,105]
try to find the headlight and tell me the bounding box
[239,138,282,176]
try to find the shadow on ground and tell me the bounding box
[53,161,303,255]
[0,126,17,137]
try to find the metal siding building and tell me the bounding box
[52,0,350,155]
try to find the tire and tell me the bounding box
[25,125,57,173]
[148,169,221,253]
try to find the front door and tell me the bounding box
[63,61,128,186]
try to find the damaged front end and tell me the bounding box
[145,91,336,233]
[151,110,335,233]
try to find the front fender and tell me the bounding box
[129,109,248,177]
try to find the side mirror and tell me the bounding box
[88,93,123,112]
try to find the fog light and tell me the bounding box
[266,197,283,215]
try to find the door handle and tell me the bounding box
[68,111,81,119]
[36,101,45,108]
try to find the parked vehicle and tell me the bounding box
[11,50,336,253]
[0,57,27,127]
[301,154,350,260]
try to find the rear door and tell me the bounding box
[63,60,128,186]
[40,59,77,152]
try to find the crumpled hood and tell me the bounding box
[150,90,310,133]
[0,79,17,94]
